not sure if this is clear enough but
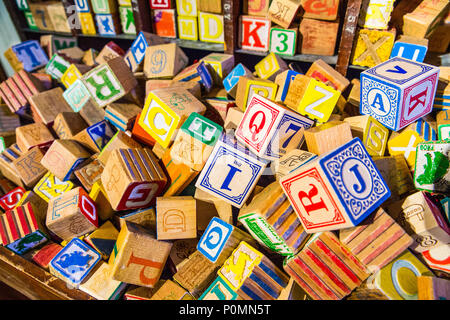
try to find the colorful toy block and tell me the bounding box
[222,63,253,98]
[95,13,121,35]
[91,0,117,14]
[177,16,198,41]
[298,18,339,56]
[150,0,173,9]
[119,6,136,34]
[271,149,317,180]
[33,171,74,203]
[0,186,25,211]
[300,0,340,21]
[254,52,288,81]
[344,115,389,156]
[200,276,239,300]
[239,15,271,52]
[6,40,48,72]
[390,36,428,62]
[198,12,225,43]
[153,9,177,38]
[269,27,297,57]
[78,12,97,35]
[421,244,450,274]
[235,77,278,111]
[351,28,395,68]
[143,43,189,79]
[176,0,197,16]
[414,141,449,194]
[358,0,395,30]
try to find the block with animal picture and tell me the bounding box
[138,87,206,148]
[222,63,253,98]
[73,120,114,153]
[195,132,268,208]
[95,13,121,35]
[153,9,177,38]
[417,276,450,300]
[267,0,301,29]
[101,148,167,211]
[271,149,317,180]
[269,27,297,57]
[300,0,340,20]
[414,141,449,194]
[0,186,26,211]
[4,40,48,72]
[124,31,167,72]
[351,28,395,68]
[239,15,271,52]
[284,231,369,300]
[177,16,198,41]
[143,43,188,79]
[387,191,450,253]
[33,171,74,203]
[236,93,313,159]
[358,0,395,30]
[218,241,290,300]
[170,112,222,171]
[284,74,340,123]
[402,0,449,38]
[235,76,278,111]
[15,122,54,152]
[305,59,350,93]
[198,12,225,44]
[156,196,196,240]
[46,187,98,241]
[97,130,141,165]
[254,53,288,81]
[119,5,136,34]
[12,147,47,188]
[280,137,391,233]
[298,18,339,56]
[109,221,172,287]
[105,102,141,131]
[238,181,311,256]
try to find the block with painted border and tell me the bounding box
[254,52,288,81]
[280,137,391,233]
[33,171,74,203]
[73,120,114,153]
[31,242,63,270]
[421,244,450,274]
[390,36,428,62]
[12,147,47,188]
[105,102,141,132]
[153,9,177,38]
[24,11,38,30]
[239,15,271,52]
[360,57,440,131]
[344,115,389,156]
[300,0,340,21]
[0,186,25,211]
[269,27,297,57]
[201,53,235,80]
[119,6,136,34]
[274,70,300,103]
[6,40,48,72]
[176,0,197,16]
[63,79,95,113]
[61,64,89,89]
[358,0,395,30]
[244,0,270,16]
[223,64,253,98]
[95,13,121,36]
[91,0,117,14]
[200,276,239,300]
[198,12,225,44]
[143,43,188,79]
[151,0,174,9]
[177,16,198,41]
[50,237,101,287]
[45,53,71,81]
[156,196,196,240]
[403,117,437,142]
[437,110,450,140]
[46,2,71,33]
[271,149,317,180]
[235,76,278,111]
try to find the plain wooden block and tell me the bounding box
[46,187,98,241]
[244,0,270,16]
[83,48,98,67]
[304,121,353,155]
[78,100,106,126]
[0,186,26,211]
[143,43,188,79]
[118,207,156,231]
[101,148,167,211]
[105,102,141,131]
[235,76,278,111]
[267,0,301,29]
[403,0,449,38]
[392,154,415,197]
[301,0,340,20]
[74,158,104,193]
[53,112,88,139]
[351,28,396,68]
[89,180,114,221]
[97,130,141,165]
[12,146,47,188]
[239,15,271,52]
[79,262,127,300]
[138,87,206,148]
[284,232,369,300]
[73,120,114,153]
[152,9,177,38]
[427,22,450,54]
[29,87,73,126]
[33,171,74,203]
[348,78,360,107]
[372,156,399,201]
[298,18,339,56]
[305,59,350,92]
[150,279,194,300]
[16,122,54,153]
[417,276,450,300]
[271,149,317,180]
[358,0,395,30]
[95,41,125,65]
[30,242,62,271]
[16,190,48,222]
[199,0,222,13]
[198,12,225,43]
[156,196,197,240]
[109,221,172,287]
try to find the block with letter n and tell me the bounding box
[280,137,391,233]
[195,132,268,208]
[239,15,271,52]
[360,57,440,131]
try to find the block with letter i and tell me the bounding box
[34,171,74,203]
[46,187,98,241]
[267,0,301,29]
[351,28,395,68]
[269,27,297,57]
[109,221,172,287]
[235,77,278,111]
[414,141,450,194]
[4,40,48,72]
[0,203,48,255]
[156,196,196,240]
[223,63,253,98]
[153,9,177,38]
[218,241,289,300]
[239,15,271,52]
[236,93,313,160]
[177,16,198,41]
[119,6,136,35]
[360,57,440,131]
[284,231,370,300]
[50,237,101,287]
[101,148,167,211]
[199,12,225,44]
[95,14,121,36]
[280,137,391,233]
[82,56,137,107]
[254,53,288,81]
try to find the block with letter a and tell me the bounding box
[280,137,391,233]
[195,132,269,208]
[239,15,271,52]
[360,57,440,131]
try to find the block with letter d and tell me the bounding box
[195,132,268,208]
[360,57,440,131]
[236,93,313,160]
[280,137,391,233]
[198,12,225,44]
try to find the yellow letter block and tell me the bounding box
[78,12,97,35]
[33,172,74,202]
[344,115,389,156]
[351,28,395,68]
[254,52,288,81]
[61,64,83,89]
[198,12,224,44]
[388,130,424,168]
[176,0,198,17]
[178,16,198,41]
[358,0,395,30]
[235,77,278,111]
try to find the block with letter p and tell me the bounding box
[280,137,391,233]
[360,57,440,131]
[236,93,314,160]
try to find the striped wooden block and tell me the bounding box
[218,241,289,300]
[340,208,414,273]
[0,144,24,187]
[105,102,141,131]
[284,231,370,300]
[238,181,310,257]
[31,242,63,270]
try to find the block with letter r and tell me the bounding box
[360,57,439,131]
[280,137,391,233]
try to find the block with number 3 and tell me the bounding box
[269,27,297,56]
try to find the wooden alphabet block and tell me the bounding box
[239,181,311,256]
[269,27,297,57]
[0,186,25,211]
[198,12,225,43]
[118,207,156,230]
[236,93,313,159]
[284,75,340,123]
[403,0,449,38]
[78,12,97,35]
[151,0,174,9]
[30,87,73,126]
[390,36,428,63]
[105,102,141,131]
[78,103,106,128]
[95,41,125,66]
[82,57,137,107]
[46,2,71,33]
[267,0,301,29]
[421,244,450,274]
[24,11,38,30]
[414,141,450,194]
[201,53,235,80]
[124,32,167,72]
[437,110,450,141]
[239,15,271,52]
[223,64,253,98]
[298,18,339,56]
[344,115,388,156]
[304,121,352,156]
[153,9,177,38]
[388,129,424,168]
[5,40,49,73]
[305,59,350,93]
[132,112,157,146]
[284,231,369,300]
[150,279,194,300]
[45,53,71,81]
[281,137,391,232]
[176,0,197,16]
[254,52,288,81]
[34,171,74,203]
[271,149,317,180]
[199,0,221,13]
[29,3,54,31]
[109,221,172,287]
[89,180,114,221]
[97,130,141,165]
[95,13,121,36]
[273,70,300,104]
[172,61,215,92]
[16,122,54,153]
[218,241,289,300]
[361,57,440,131]
[177,16,198,41]
[301,0,340,21]
[0,144,25,187]
[91,0,117,14]
[49,237,101,287]
[12,147,47,188]
[138,87,206,148]
[53,112,88,140]
[368,249,432,300]
[46,187,98,240]
[358,0,395,30]
[143,43,188,79]
[351,28,395,68]
[417,276,450,300]
[73,120,114,153]
[85,220,119,260]
[156,196,196,240]
[31,242,62,270]
[200,276,239,300]
[101,148,167,211]
[244,0,270,16]
[63,79,95,113]
[235,76,278,111]
[61,64,87,89]
[118,6,136,35]
[79,262,127,300]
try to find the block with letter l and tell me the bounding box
[360,57,440,131]
[280,137,391,233]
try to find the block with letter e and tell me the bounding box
[280,137,391,233]
[360,57,440,131]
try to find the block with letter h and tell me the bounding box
[280,137,391,233]
[360,57,440,131]
[236,93,314,160]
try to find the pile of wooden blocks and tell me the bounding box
[0,0,449,300]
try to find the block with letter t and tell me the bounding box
[280,137,391,233]
[5,40,48,72]
[360,57,440,131]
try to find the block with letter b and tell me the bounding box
[236,93,313,159]
[360,57,440,131]
[280,137,391,233]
